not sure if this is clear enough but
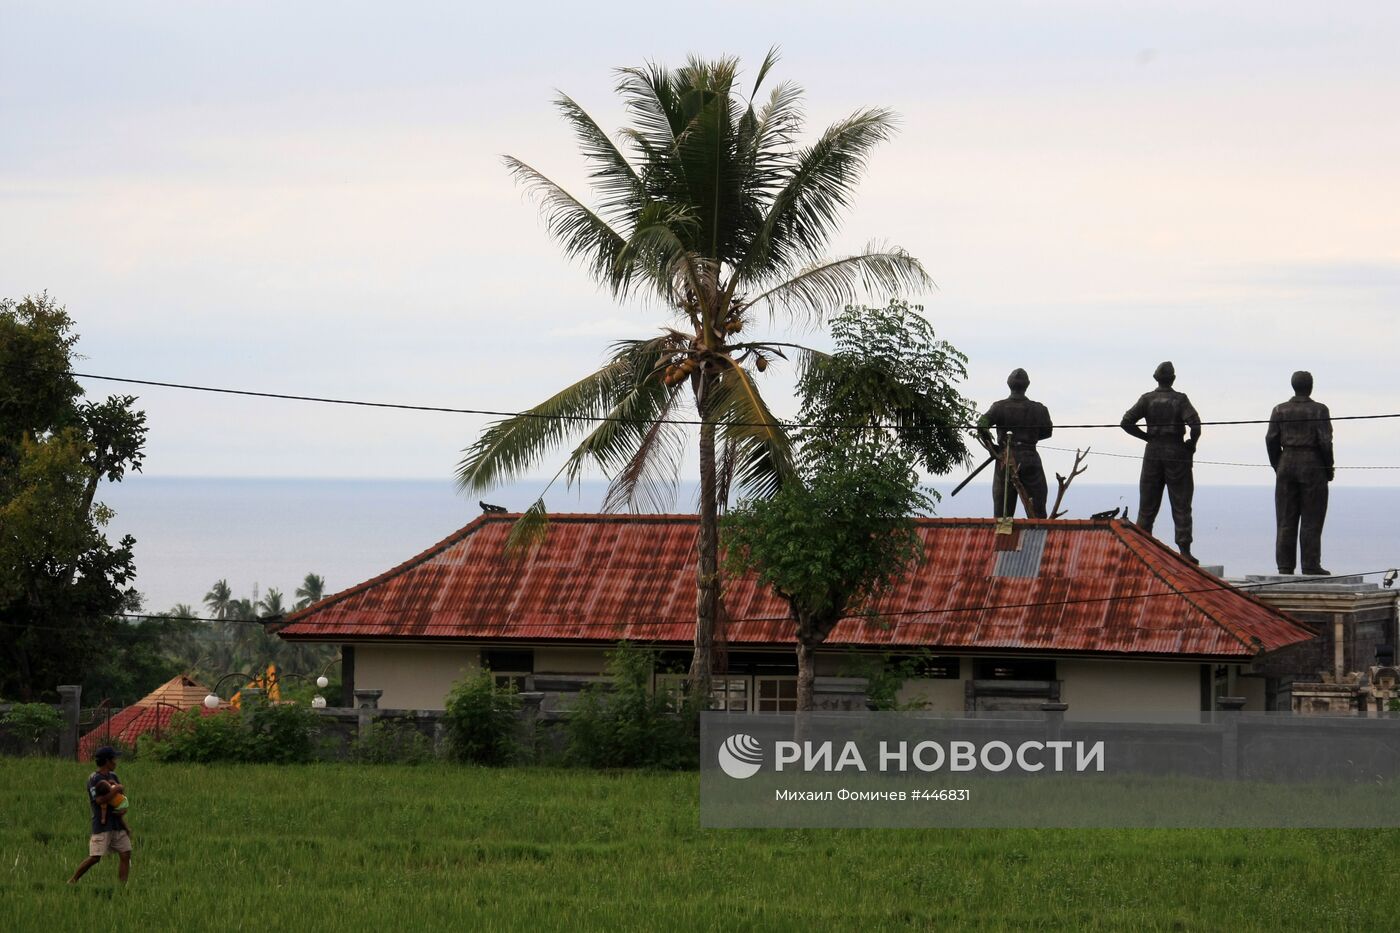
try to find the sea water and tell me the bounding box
[101,477,1400,613]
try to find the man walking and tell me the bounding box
[1121,361,1203,564]
[977,368,1054,518]
[1267,370,1333,575]
[68,745,131,884]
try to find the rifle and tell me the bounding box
[949,455,996,497]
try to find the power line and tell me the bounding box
[1039,445,1400,471]
[68,370,1400,434]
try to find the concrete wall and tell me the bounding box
[352,642,1224,714]
[897,657,965,711]
[1237,674,1267,710]
[1058,659,1202,715]
[355,645,480,710]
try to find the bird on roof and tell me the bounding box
[480,501,508,514]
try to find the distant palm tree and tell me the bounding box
[294,573,326,610]
[203,579,233,620]
[257,588,287,619]
[457,51,929,698]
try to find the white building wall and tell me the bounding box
[1057,659,1202,716]
[355,644,480,710]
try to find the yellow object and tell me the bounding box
[229,664,281,709]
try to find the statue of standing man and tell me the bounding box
[1121,362,1202,564]
[1266,371,1333,575]
[977,368,1054,518]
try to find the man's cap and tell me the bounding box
[94,745,120,761]
[1153,361,1175,383]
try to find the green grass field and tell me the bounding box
[3,758,1393,931]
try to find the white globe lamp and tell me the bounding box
[203,693,220,709]
[316,675,329,689]
[311,695,327,709]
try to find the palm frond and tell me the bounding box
[749,46,782,101]
[740,79,804,202]
[741,107,902,280]
[558,336,686,488]
[746,245,932,322]
[502,156,633,295]
[553,93,646,225]
[617,204,704,302]
[456,359,630,492]
[505,498,551,554]
[601,392,689,513]
[708,357,795,499]
[614,62,687,189]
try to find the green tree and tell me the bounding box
[456,52,929,699]
[203,579,233,619]
[723,303,973,711]
[294,573,326,610]
[0,295,147,701]
[257,588,287,619]
[84,613,198,705]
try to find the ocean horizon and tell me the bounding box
[102,476,1400,614]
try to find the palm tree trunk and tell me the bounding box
[689,372,719,706]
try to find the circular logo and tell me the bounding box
[718,733,763,779]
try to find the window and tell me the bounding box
[711,677,750,712]
[973,658,1056,681]
[888,655,960,679]
[756,677,797,713]
[655,673,689,711]
[483,649,533,691]
[654,674,750,712]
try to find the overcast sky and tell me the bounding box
[3,1,1397,494]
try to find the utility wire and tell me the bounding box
[68,371,1400,434]
[1039,445,1400,471]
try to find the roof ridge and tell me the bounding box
[280,514,502,624]
[1109,521,1259,654]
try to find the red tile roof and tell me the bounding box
[78,705,224,760]
[77,675,218,759]
[275,515,1314,661]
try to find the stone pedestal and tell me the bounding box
[57,685,82,761]
[354,688,383,740]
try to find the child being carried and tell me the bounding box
[93,779,131,835]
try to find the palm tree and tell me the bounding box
[457,52,930,699]
[294,573,326,610]
[203,579,233,620]
[257,588,287,619]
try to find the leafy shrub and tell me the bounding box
[143,710,251,763]
[245,701,319,763]
[352,719,434,765]
[566,643,697,770]
[143,702,320,763]
[841,652,933,711]
[441,669,521,765]
[1,703,62,753]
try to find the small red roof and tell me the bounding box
[275,515,1313,661]
[77,675,217,759]
[78,705,224,760]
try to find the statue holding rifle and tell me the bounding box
[976,368,1054,518]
